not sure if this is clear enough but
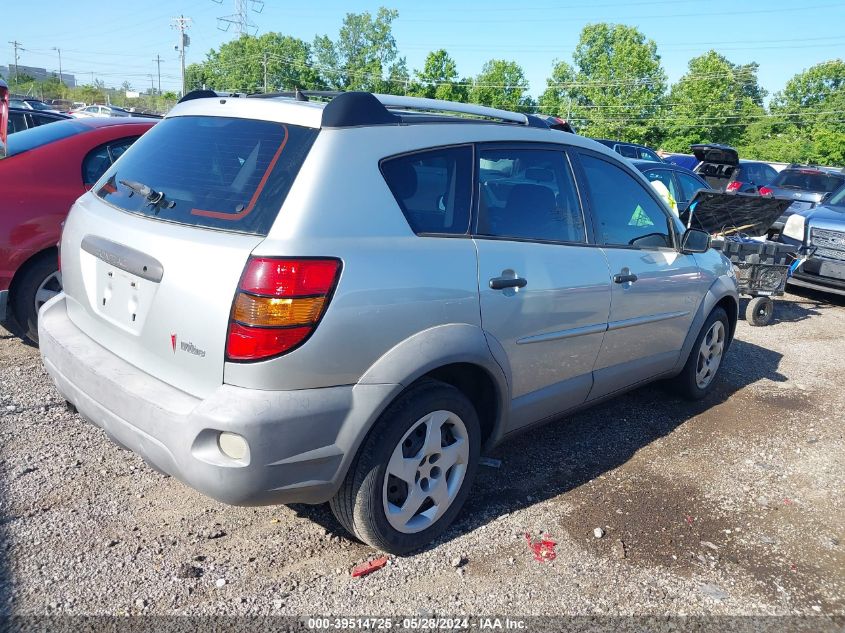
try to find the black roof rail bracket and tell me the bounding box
[321,92,400,128]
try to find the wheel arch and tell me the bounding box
[7,246,59,314]
[671,276,738,376]
[357,323,510,449]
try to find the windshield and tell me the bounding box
[95,115,318,236]
[772,169,845,193]
[6,119,90,156]
[26,100,52,111]
[827,184,845,206]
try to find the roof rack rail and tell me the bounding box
[177,89,550,129]
[248,90,342,101]
[372,94,532,126]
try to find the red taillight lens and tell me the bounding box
[240,258,339,296]
[726,181,742,193]
[759,186,774,196]
[226,257,341,361]
[226,323,312,361]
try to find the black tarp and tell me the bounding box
[682,191,795,237]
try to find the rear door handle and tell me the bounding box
[613,273,638,284]
[489,276,528,290]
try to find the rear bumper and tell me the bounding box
[0,289,7,322]
[39,294,398,506]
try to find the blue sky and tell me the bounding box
[6,0,845,100]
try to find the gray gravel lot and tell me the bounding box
[0,289,843,620]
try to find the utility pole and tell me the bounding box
[262,51,268,93]
[52,47,63,85]
[152,54,163,94]
[149,74,155,94]
[171,15,192,97]
[8,41,21,82]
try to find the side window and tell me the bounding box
[761,164,778,184]
[381,145,472,235]
[617,144,638,159]
[744,164,760,183]
[676,172,706,201]
[477,147,585,243]
[643,169,678,200]
[639,148,661,162]
[8,112,28,134]
[31,113,56,127]
[580,154,673,249]
[82,137,139,186]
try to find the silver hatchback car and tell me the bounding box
[39,91,738,554]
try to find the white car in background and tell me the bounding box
[70,104,131,118]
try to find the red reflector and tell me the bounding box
[726,181,742,192]
[759,186,774,196]
[226,323,312,361]
[240,258,340,297]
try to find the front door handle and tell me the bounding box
[613,273,638,284]
[490,276,528,290]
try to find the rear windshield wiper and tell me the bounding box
[119,179,176,211]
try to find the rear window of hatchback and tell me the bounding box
[94,115,319,236]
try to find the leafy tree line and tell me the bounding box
[5,7,842,165]
[182,11,843,165]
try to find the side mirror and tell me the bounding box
[681,228,711,254]
[0,78,8,159]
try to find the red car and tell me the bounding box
[0,102,155,342]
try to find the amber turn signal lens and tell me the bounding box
[232,294,325,327]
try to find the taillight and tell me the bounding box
[726,181,742,193]
[226,257,341,361]
[759,186,774,196]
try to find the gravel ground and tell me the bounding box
[0,288,843,621]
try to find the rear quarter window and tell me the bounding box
[380,145,472,235]
[95,116,318,236]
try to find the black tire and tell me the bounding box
[670,307,730,401]
[746,296,774,327]
[11,252,61,345]
[329,379,481,555]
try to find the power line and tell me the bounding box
[214,0,263,36]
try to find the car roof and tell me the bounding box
[630,158,691,171]
[9,106,70,116]
[71,116,157,128]
[592,138,652,149]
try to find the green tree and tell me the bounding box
[662,51,766,152]
[469,60,533,112]
[313,7,407,94]
[409,49,467,102]
[540,24,667,145]
[186,33,322,93]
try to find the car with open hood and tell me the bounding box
[765,165,845,238]
[777,182,845,296]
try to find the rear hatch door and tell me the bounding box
[59,113,319,398]
[691,144,739,191]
